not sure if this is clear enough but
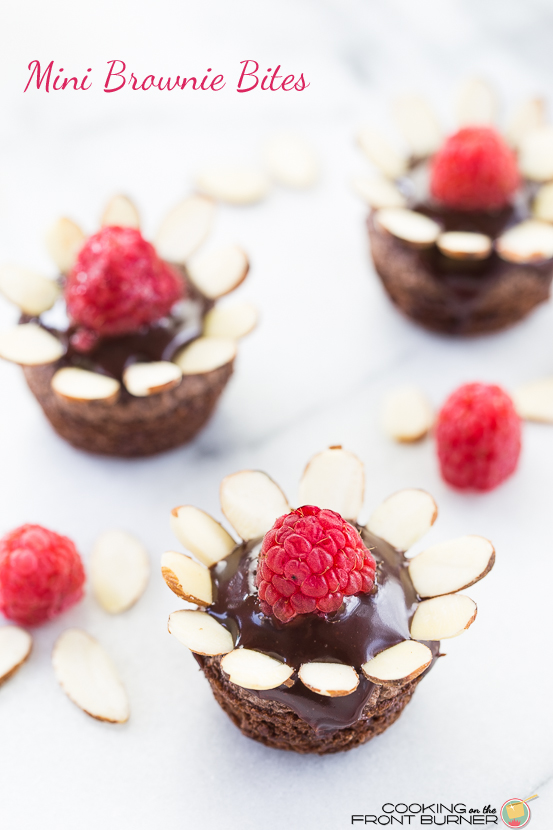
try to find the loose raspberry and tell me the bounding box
[430,127,520,211]
[0,524,85,626]
[256,506,376,623]
[65,226,185,337]
[436,383,521,491]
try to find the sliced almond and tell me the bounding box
[367,489,438,552]
[203,302,258,340]
[168,609,233,655]
[361,641,432,686]
[51,367,120,402]
[410,594,477,641]
[170,505,235,567]
[0,264,60,315]
[409,535,495,598]
[0,323,64,365]
[220,470,290,540]
[0,626,32,685]
[532,182,553,223]
[357,126,407,179]
[263,134,319,188]
[351,175,407,209]
[375,208,440,248]
[161,551,212,605]
[298,662,358,697]
[195,164,270,205]
[45,217,85,274]
[392,95,442,158]
[381,385,434,443]
[456,78,497,126]
[513,377,553,422]
[52,629,129,723]
[91,530,149,614]
[101,194,140,229]
[155,196,215,263]
[437,231,492,261]
[123,361,182,397]
[520,125,553,182]
[506,98,545,149]
[496,220,553,263]
[298,447,364,519]
[187,245,249,299]
[173,336,236,375]
[220,648,293,690]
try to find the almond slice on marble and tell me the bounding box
[456,78,497,126]
[155,196,215,264]
[170,505,235,567]
[513,377,553,422]
[381,385,434,443]
[361,641,432,686]
[520,125,553,181]
[367,489,438,552]
[45,217,85,274]
[221,648,293,690]
[122,361,182,397]
[357,126,407,179]
[298,662,358,697]
[496,220,553,263]
[187,245,249,299]
[0,626,32,685]
[203,302,258,340]
[52,629,129,723]
[101,194,140,229]
[532,182,553,223]
[161,551,212,605]
[375,208,441,248]
[91,530,149,614]
[351,175,407,209]
[173,336,236,375]
[298,447,364,519]
[220,470,290,540]
[410,594,477,641]
[409,535,495,598]
[52,367,120,402]
[437,231,492,261]
[392,95,442,158]
[263,134,319,188]
[168,610,234,655]
[195,163,270,205]
[0,324,64,365]
[507,98,545,149]
[0,264,60,315]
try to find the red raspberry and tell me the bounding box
[0,524,85,626]
[65,226,184,337]
[256,506,376,623]
[436,383,521,491]
[430,127,520,211]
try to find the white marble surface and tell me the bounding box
[0,1,552,827]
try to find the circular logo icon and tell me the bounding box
[500,798,531,827]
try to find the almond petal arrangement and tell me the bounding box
[355,78,553,334]
[162,446,494,754]
[0,194,257,456]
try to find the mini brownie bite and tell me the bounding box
[357,80,553,334]
[0,194,257,456]
[162,447,495,754]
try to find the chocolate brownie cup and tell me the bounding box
[162,446,495,754]
[357,80,553,334]
[0,194,257,456]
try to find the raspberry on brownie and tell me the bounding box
[161,446,495,754]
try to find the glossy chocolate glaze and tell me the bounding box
[201,527,439,733]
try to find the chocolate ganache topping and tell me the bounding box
[199,526,439,733]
